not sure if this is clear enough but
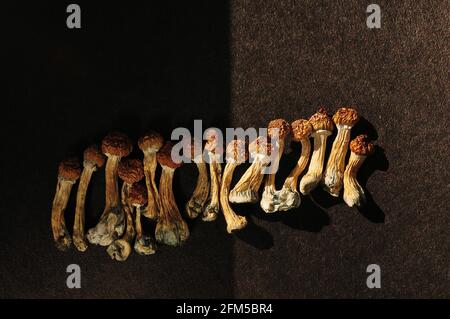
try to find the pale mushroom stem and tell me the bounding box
[299,131,331,195]
[134,206,157,255]
[323,125,352,196]
[343,152,367,207]
[283,139,311,190]
[203,153,222,221]
[51,179,75,251]
[73,163,96,252]
[264,140,285,190]
[103,155,121,216]
[220,163,247,233]
[142,152,160,219]
[230,160,265,203]
[120,183,135,241]
[186,161,210,218]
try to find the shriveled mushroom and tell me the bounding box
[202,130,223,222]
[130,183,157,255]
[229,136,273,204]
[87,132,132,246]
[138,131,164,220]
[260,119,291,213]
[51,158,81,251]
[155,142,189,246]
[220,139,248,233]
[73,145,105,252]
[107,158,144,261]
[343,135,374,207]
[277,119,313,211]
[185,138,210,219]
[299,108,334,195]
[323,107,360,197]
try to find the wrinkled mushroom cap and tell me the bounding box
[309,107,334,132]
[58,158,82,181]
[83,145,106,168]
[333,107,360,126]
[157,142,183,169]
[226,139,247,164]
[128,183,148,206]
[291,119,313,141]
[268,119,291,139]
[138,131,164,153]
[101,132,133,157]
[118,158,144,184]
[248,136,273,156]
[350,135,374,156]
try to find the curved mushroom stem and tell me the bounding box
[343,152,367,207]
[202,153,222,221]
[323,124,352,196]
[73,162,96,252]
[299,130,332,195]
[142,151,160,219]
[220,162,247,233]
[134,205,157,255]
[51,178,75,251]
[260,140,285,213]
[155,167,189,246]
[87,155,125,246]
[186,160,210,219]
[277,138,311,211]
[230,159,265,203]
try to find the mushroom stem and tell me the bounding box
[202,153,222,221]
[186,160,210,218]
[142,151,160,219]
[134,206,157,255]
[51,178,75,251]
[73,162,96,252]
[322,124,352,196]
[260,140,285,213]
[104,155,121,214]
[299,130,331,195]
[343,153,367,207]
[230,160,265,203]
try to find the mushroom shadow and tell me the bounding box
[281,195,330,232]
[234,214,274,250]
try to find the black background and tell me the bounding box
[1,1,448,298]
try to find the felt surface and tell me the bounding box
[1,1,448,298]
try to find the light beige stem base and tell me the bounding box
[51,179,75,251]
[343,153,367,207]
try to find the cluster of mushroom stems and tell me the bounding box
[51,107,375,257]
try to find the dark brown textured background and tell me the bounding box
[1,0,449,298]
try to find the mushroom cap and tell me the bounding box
[291,119,313,141]
[83,145,106,168]
[333,107,360,126]
[157,142,183,169]
[128,183,148,206]
[118,158,144,184]
[101,132,133,157]
[138,130,164,153]
[350,135,374,156]
[248,136,273,156]
[268,119,291,139]
[308,107,334,131]
[204,129,223,154]
[58,157,82,181]
[226,139,247,164]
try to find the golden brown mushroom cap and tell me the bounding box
[332,107,360,126]
[83,145,106,168]
[309,107,334,131]
[157,142,183,169]
[138,130,164,153]
[350,135,374,156]
[118,158,144,185]
[248,136,273,156]
[58,158,82,181]
[291,119,313,142]
[128,183,148,206]
[101,132,133,157]
[268,119,291,139]
[226,139,247,164]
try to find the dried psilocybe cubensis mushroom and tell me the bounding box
[299,108,334,195]
[138,131,164,220]
[51,158,82,251]
[260,119,292,213]
[229,136,273,204]
[277,119,313,211]
[322,107,360,197]
[130,183,157,255]
[87,132,132,246]
[185,138,210,219]
[202,130,223,221]
[107,158,144,261]
[220,139,248,233]
[73,145,106,252]
[343,135,374,207]
[155,142,189,246]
